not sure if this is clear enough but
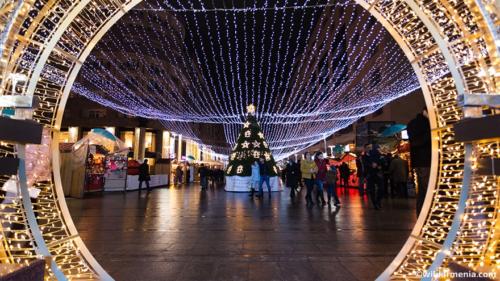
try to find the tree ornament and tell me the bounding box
[264,152,271,161]
[237,165,243,174]
[258,132,265,139]
[244,130,251,138]
[263,141,268,148]
[253,150,260,158]
[252,141,260,148]
[241,141,250,148]
[227,166,233,173]
[230,153,236,160]
[243,122,250,128]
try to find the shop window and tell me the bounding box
[145,132,156,152]
[120,131,134,148]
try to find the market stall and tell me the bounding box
[103,153,128,191]
[69,128,128,197]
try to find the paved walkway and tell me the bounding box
[67,184,416,281]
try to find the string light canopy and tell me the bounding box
[71,0,420,158]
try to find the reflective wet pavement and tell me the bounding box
[67,185,416,281]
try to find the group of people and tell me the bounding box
[197,164,225,189]
[355,108,432,214]
[356,145,410,200]
[281,152,341,207]
[249,157,274,198]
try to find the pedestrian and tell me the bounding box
[258,157,272,198]
[325,165,340,206]
[285,157,300,199]
[340,162,350,188]
[365,144,384,210]
[250,160,260,197]
[356,153,365,195]
[300,152,317,206]
[185,163,191,184]
[198,164,208,190]
[175,165,183,185]
[407,108,432,215]
[382,153,392,197]
[388,154,409,198]
[138,159,151,191]
[314,152,327,206]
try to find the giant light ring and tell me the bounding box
[0,0,498,280]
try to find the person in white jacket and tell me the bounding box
[250,161,260,197]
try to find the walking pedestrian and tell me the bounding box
[340,162,350,188]
[314,152,327,206]
[198,164,208,190]
[300,152,317,206]
[356,153,365,195]
[365,144,384,210]
[138,159,151,191]
[325,165,340,206]
[285,157,300,199]
[175,165,183,185]
[382,153,392,197]
[258,157,272,198]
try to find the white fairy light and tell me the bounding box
[71,0,420,159]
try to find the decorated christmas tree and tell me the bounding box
[225,104,282,192]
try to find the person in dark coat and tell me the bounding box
[139,159,151,191]
[365,144,384,209]
[407,108,432,215]
[258,157,272,198]
[340,162,350,188]
[175,165,183,185]
[356,154,365,195]
[389,154,409,198]
[381,153,392,197]
[198,164,208,189]
[285,157,300,199]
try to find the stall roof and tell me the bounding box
[73,129,128,153]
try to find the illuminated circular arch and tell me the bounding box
[0,0,497,280]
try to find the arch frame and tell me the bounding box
[0,0,497,280]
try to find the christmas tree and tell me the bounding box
[225,104,282,192]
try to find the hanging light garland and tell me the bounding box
[71,0,420,158]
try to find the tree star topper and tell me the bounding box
[246,104,256,115]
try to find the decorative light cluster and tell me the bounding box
[71,0,419,158]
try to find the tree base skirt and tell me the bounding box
[225,176,283,192]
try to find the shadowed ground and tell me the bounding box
[67,184,416,281]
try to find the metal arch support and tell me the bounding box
[4,0,494,280]
[354,2,441,280]
[401,0,467,98]
[16,145,67,280]
[49,1,143,280]
[399,0,472,278]
[422,143,473,280]
[474,0,500,55]
[24,0,91,101]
